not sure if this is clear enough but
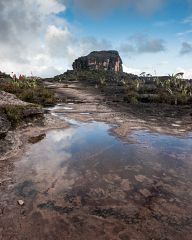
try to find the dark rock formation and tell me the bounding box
[0,71,11,79]
[0,111,11,138]
[72,50,123,72]
[22,107,43,117]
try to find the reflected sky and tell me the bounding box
[14,119,192,196]
[10,112,192,240]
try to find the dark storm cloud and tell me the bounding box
[180,42,192,55]
[71,0,165,15]
[79,37,113,54]
[120,34,166,55]
[137,38,165,53]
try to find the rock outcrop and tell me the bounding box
[72,50,123,72]
[0,91,43,119]
[0,91,28,107]
[0,91,43,138]
[0,111,11,137]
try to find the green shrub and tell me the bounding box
[124,91,139,103]
[3,105,24,126]
[19,87,57,106]
[11,75,38,89]
[155,73,192,105]
[0,81,20,94]
[130,96,139,104]
[0,78,57,106]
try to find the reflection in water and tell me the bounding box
[15,117,192,200]
[11,109,192,239]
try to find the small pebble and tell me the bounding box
[17,200,24,206]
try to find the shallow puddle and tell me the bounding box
[1,106,192,240]
[15,118,192,196]
[80,112,91,115]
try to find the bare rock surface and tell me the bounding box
[0,91,43,118]
[49,81,192,136]
[0,91,28,107]
[0,90,43,159]
[0,82,192,240]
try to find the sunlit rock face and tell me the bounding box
[72,50,123,72]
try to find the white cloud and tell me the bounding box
[158,60,169,66]
[0,0,69,77]
[153,20,175,27]
[0,0,113,77]
[0,0,191,78]
[35,0,66,14]
[182,15,192,24]
[123,64,141,75]
[176,67,192,79]
[46,25,73,58]
[177,29,192,36]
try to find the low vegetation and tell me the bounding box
[155,73,192,105]
[1,104,42,127]
[56,70,192,105]
[0,74,56,129]
[2,105,26,126]
[0,75,57,106]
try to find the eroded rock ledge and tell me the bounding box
[0,91,43,138]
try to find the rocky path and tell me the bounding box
[47,81,192,137]
[0,82,192,240]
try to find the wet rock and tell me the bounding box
[73,50,123,72]
[38,201,73,214]
[22,107,43,117]
[20,209,26,215]
[120,179,131,191]
[0,178,12,185]
[28,133,46,144]
[135,175,148,183]
[139,189,151,198]
[16,180,37,198]
[91,208,141,224]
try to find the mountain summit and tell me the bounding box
[72,50,123,72]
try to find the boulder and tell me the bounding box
[72,50,123,72]
[0,91,28,107]
[0,91,43,138]
[23,107,43,117]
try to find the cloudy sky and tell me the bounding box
[1,0,192,78]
